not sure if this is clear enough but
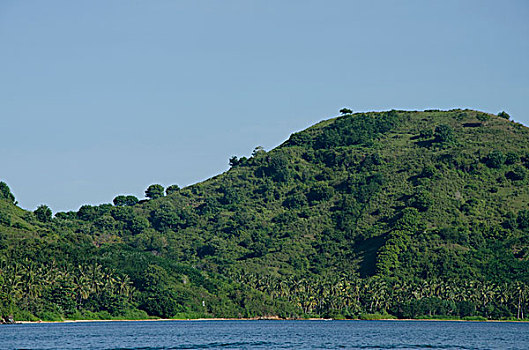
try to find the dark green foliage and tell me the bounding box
[411,190,433,212]
[339,107,353,115]
[506,165,527,181]
[266,154,291,182]
[34,205,52,223]
[286,132,312,147]
[315,112,398,149]
[0,182,15,202]
[94,215,116,231]
[145,184,164,200]
[0,212,11,226]
[307,183,335,203]
[219,186,240,205]
[129,216,150,234]
[165,185,180,196]
[355,173,384,203]
[229,156,240,167]
[149,203,183,231]
[477,113,490,122]
[419,128,434,139]
[139,290,179,318]
[419,165,437,178]
[505,152,519,165]
[498,111,510,120]
[113,195,139,207]
[486,150,506,168]
[77,205,98,221]
[434,124,454,143]
[517,210,529,230]
[283,192,307,209]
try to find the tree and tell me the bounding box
[307,183,335,203]
[498,111,510,120]
[283,192,307,209]
[420,165,437,178]
[339,108,353,115]
[506,165,526,181]
[486,150,505,169]
[165,184,180,196]
[34,205,52,223]
[229,156,239,167]
[94,215,116,231]
[517,210,529,230]
[113,195,138,207]
[419,128,434,139]
[505,152,519,165]
[434,124,454,143]
[77,205,98,221]
[125,195,139,206]
[145,184,164,199]
[252,146,265,158]
[412,190,434,211]
[0,182,15,203]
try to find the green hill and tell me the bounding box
[2,109,529,321]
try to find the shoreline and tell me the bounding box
[13,317,529,324]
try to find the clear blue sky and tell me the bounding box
[1,0,528,212]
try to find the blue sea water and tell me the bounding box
[1,320,528,350]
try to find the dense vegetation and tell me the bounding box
[2,109,529,322]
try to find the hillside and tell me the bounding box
[2,109,529,321]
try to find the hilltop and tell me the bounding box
[1,109,529,321]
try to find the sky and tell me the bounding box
[1,0,528,213]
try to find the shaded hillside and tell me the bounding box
[2,109,529,321]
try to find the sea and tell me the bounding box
[1,320,528,349]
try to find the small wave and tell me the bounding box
[349,344,479,350]
[108,341,274,350]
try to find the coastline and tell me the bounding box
[14,317,529,324]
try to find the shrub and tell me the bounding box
[37,311,63,322]
[283,192,307,209]
[517,210,529,230]
[434,124,454,143]
[0,181,15,202]
[505,152,519,165]
[420,165,437,178]
[412,190,434,211]
[307,183,335,203]
[287,132,312,147]
[145,184,165,199]
[498,111,510,120]
[476,113,490,122]
[506,165,526,181]
[419,128,434,139]
[486,150,506,168]
[140,290,181,318]
[0,212,11,226]
[359,313,396,320]
[77,205,98,221]
[113,195,139,206]
[166,185,180,195]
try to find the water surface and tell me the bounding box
[1,320,528,349]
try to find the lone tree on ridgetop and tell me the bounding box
[339,108,353,115]
[145,184,165,200]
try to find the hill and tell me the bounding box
[2,109,529,321]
